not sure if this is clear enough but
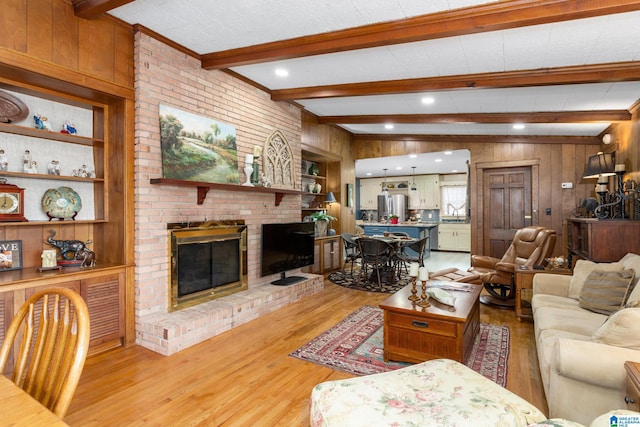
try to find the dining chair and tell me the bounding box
[357,237,394,288]
[394,236,429,276]
[0,287,90,418]
[341,233,362,275]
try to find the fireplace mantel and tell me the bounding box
[150,178,300,205]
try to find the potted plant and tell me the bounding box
[389,214,400,224]
[311,211,337,237]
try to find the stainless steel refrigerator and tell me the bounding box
[377,193,391,220]
[390,194,408,221]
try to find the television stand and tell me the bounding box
[271,273,306,286]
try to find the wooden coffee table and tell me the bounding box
[379,281,482,364]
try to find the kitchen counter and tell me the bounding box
[359,223,439,258]
[358,221,439,227]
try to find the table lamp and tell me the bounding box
[325,192,337,236]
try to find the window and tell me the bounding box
[441,184,467,219]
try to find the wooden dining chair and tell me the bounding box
[0,287,90,418]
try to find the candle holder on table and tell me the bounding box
[417,280,431,308]
[407,262,420,302]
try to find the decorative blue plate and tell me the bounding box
[42,186,82,220]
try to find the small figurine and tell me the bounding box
[33,114,43,129]
[47,160,61,175]
[261,172,272,188]
[61,120,77,135]
[41,250,57,268]
[22,149,31,165]
[0,149,7,170]
[28,160,38,174]
[79,164,89,178]
[23,159,31,173]
[33,114,52,130]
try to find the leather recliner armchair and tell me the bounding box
[469,226,557,307]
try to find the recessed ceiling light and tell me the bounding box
[421,96,435,105]
[409,154,417,158]
[435,158,443,162]
[366,172,372,176]
[384,124,394,130]
[396,166,402,170]
[513,123,525,130]
[275,68,289,77]
[444,151,453,155]
[452,169,459,173]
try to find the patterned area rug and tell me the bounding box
[327,269,411,293]
[289,305,509,387]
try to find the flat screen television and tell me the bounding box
[261,222,315,285]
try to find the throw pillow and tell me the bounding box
[568,260,623,299]
[621,253,640,302]
[592,307,640,350]
[578,269,635,315]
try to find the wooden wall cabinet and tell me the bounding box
[0,267,125,356]
[305,236,341,274]
[566,218,640,264]
[0,63,133,354]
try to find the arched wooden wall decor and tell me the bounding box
[263,130,295,189]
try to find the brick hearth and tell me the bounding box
[137,275,323,356]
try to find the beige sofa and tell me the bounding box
[531,252,640,425]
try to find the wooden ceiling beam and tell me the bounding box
[352,133,601,145]
[317,110,631,125]
[201,0,640,69]
[72,0,134,19]
[271,62,640,100]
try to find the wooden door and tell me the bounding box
[483,167,532,258]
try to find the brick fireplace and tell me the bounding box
[168,220,248,312]
[133,32,323,355]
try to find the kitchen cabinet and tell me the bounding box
[359,178,381,209]
[408,175,440,209]
[438,223,470,252]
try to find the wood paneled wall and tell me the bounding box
[0,0,134,89]
[352,136,608,256]
[301,112,356,235]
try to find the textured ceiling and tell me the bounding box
[106,1,640,174]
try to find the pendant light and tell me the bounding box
[410,166,417,191]
[380,168,389,196]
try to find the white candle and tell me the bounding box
[245,154,253,164]
[596,184,608,193]
[418,267,429,281]
[253,146,262,157]
[409,262,420,277]
[615,164,626,173]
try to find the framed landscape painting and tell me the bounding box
[159,105,239,184]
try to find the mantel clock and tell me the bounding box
[0,179,27,222]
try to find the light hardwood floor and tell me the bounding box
[64,252,546,426]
